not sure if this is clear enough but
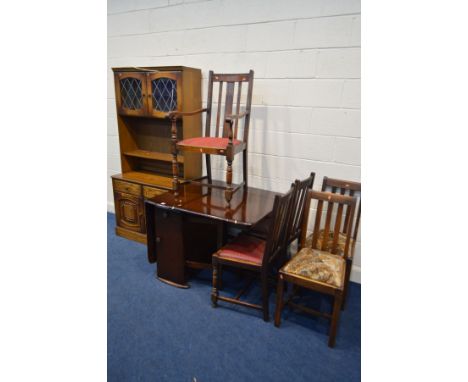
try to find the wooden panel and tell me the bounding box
[143,186,166,199]
[155,208,187,287]
[113,179,141,196]
[145,202,157,262]
[128,117,182,154]
[114,192,145,233]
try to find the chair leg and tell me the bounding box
[206,154,212,184]
[242,149,248,187]
[274,275,285,327]
[342,259,352,310]
[261,273,270,322]
[328,292,343,348]
[211,259,219,307]
[225,156,233,203]
[218,263,223,291]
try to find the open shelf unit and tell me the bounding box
[111,66,202,243]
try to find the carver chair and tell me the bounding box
[274,190,357,347]
[211,186,293,321]
[168,70,254,203]
[301,177,361,308]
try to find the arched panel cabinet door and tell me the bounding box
[147,71,183,118]
[114,192,145,233]
[114,72,148,116]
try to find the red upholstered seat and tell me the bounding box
[217,235,266,265]
[177,137,243,150]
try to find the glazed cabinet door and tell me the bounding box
[147,72,183,118]
[114,72,148,116]
[114,192,145,233]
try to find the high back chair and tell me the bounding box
[168,70,254,203]
[274,191,357,347]
[286,173,316,248]
[301,177,361,308]
[249,173,315,250]
[211,186,293,321]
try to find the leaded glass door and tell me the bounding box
[115,72,148,116]
[147,72,182,118]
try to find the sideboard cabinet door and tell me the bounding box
[114,192,145,233]
[147,72,183,118]
[115,72,148,116]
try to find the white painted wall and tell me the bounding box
[107,0,361,282]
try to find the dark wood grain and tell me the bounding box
[145,183,280,288]
[145,181,279,227]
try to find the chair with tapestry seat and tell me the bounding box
[249,173,316,263]
[274,190,357,347]
[168,70,254,203]
[301,177,361,308]
[211,186,294,321]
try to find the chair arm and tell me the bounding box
[225,111,249,123]
[168,108,208,120]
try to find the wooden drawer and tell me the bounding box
[114,180,141,196]
[143,186,166,199]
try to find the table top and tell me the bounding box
[145,182,279,227]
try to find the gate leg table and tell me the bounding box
[145,181,278,288]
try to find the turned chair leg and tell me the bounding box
[242,149,248,187]
[328,292,343,347]
[211,259,219,307]
[274,275,285,327]
[261,273,270,322]
[225,156,233,203]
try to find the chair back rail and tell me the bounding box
[262,187,294,269]
[205,70,254,143]
[321,177,361,241]
[308,191,357,257]
[287,173,315,244]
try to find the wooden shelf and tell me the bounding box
[114,171,178,190]
[124,149,184,164]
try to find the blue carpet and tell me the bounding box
[108,213,360,381]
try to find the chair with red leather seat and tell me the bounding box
[211,186,294,321]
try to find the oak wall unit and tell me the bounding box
[111,66,202,243]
